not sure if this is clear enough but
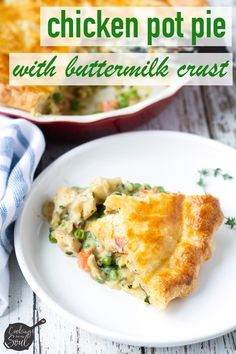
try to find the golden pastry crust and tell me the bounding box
[0,84,55,113]
[89,193,223,308]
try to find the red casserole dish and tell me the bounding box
[0,84,183,142]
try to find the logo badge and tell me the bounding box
[3,319,46,351]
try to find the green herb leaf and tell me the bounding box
[222,174,233,180]
[197,168,233,192]
[225,217,236,229]
[49,232,57,243]
[199,169,210,176]
[66,252,73,256]
[197,177,206,189]
[118,182,167,196]
[213,168,222,177]
[155,186,166,193]
[59,205,65,209]
[144,296,150,304]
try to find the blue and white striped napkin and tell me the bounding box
[0,117,45,316]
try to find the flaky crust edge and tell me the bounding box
[141,194,224,309]
[0,84,53,114]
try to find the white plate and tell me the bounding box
[15,131,236,347]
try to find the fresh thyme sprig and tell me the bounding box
[225,217,236,230]
[197,169,235,231]
[213,168,233,180]
[197,168,233,192]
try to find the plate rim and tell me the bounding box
[14,130,236,347]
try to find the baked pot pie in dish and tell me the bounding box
[43,177,224,309]
[0,0,208,117]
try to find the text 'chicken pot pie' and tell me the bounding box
[43,177,223,309]
[0,0,208,116]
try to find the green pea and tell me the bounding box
[52,92,63,104]
[71,98,80,111]
[101,266,112,275]
[133,183,142,193]
[103,255,112,266]
[49,232,57,243]
[119,97,128,108]
[109,268,119,281]
[128,89,138,99]
[74,229,85,241]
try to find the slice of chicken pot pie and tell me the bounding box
[44,177,224,309]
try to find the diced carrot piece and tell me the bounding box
[101,100,119,112]
[77,249,92,272]
[139,188,158,195]
[139,188,149,194]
